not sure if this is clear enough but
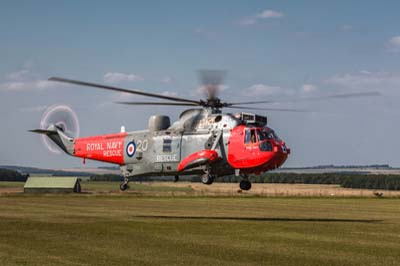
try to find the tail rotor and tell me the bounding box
[39,105,80,153]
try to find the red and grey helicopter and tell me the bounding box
[30,71,379,191]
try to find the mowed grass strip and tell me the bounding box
[0,197,399,266]
[82,181,194,193]
[0,182,24,188]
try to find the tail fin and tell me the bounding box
[29,129,57,134]
[29,125,75,155]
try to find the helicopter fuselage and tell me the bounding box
[72,109,290,179]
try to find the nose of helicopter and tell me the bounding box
[266,141,290,170]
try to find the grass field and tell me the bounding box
[3,181,400,197]
[0,194,399,266]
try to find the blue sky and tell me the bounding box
[1,1,400,168]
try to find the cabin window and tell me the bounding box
[244,129,257,144]
[244,129,251,144]
[163,138,172,152]
[250,129,257,143]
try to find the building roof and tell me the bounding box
[24,177,78,189]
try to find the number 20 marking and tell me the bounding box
[136,139,148,151]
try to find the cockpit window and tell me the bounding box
[271,130,281,141]
[257,129,267,141]
[257,128,281,141]
[260,141,272,151]
[257,129,273,151]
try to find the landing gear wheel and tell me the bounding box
[239,180,252,191]
[120,176,130,191]
[201,174,215,185]
[174,175,179,183]
[120,183,129,191]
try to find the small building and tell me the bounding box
[24,177,81,193]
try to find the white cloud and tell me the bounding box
[389,36,400,45]
[161,91,178,97]
[301,84,318,94]
[257,9,284,19]
[359,70,371,75]
[103,72,144,84]
[340,25,356,32]
[194,28,218,40]
[160,76,174,84]
[244,84,283,97]
[20,105,48,112]
[238,18,257,26]
[326,71,400,98]
[239,9,284,26]
[327,71,400,88]
[387,36,400,53]
[0,69,60,91]
[6,70,30,80]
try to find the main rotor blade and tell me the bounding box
[226,100,275,106]
[227,106,310,112]
[224,91,381,107]
[315,91,381,99]
[49,77,201,104]
[115,101,200,106]
[230,91,381,106]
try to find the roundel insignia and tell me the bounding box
[126,141,136,157]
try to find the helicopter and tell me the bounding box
[30,71,379,191]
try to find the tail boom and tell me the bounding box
[74,133,127,164]
[31,127,127,165]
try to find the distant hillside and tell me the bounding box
[283,164,392,170]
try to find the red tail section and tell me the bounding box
[74,133,127,164]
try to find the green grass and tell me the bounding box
[81,181,194,192]
[0,196,399,266]
[0,182,24,188]
[0,181,194,193]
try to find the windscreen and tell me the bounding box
[257,128,280,141]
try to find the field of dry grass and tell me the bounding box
[0,195,399,266]
[153,182,400,197]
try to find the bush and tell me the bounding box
[0,168,28,181]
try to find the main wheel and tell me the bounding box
[239,180,252,191]
[120,183,129,191]
[201,174,214,185]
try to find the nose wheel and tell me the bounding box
[239,175,252,191]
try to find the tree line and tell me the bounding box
[3,168,400,191]
[88,172,400,191]
[0,168,29,181]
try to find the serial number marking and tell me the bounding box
[194,118,215,129]
[136,139,148,152]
